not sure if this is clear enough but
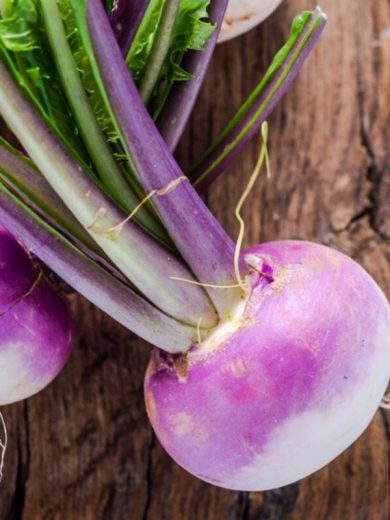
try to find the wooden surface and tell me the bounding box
[1,0,390,518]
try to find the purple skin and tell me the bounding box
[145,241,390,491]
[0,225,36,312]
[0,227,73,405]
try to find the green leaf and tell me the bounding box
[126,0,164,84]
[59,0,120,144]
[0,0,161,240]
[171,0,215,52]
[0,0,38,51]
[127,0,215,117]
[57,0,172,246]
[61,0,145,194]
[0,0,88,164]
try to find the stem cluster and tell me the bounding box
[0,3,326,352]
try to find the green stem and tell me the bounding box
[0,139,100,254]
[191,9,327,189]
[40,0,170,247]
[139,0,180,104]
[0,59,217,327]
[152,50,184,121]
[0,182,199,352]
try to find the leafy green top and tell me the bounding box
[0,0,87,162]
[127,0,215,118]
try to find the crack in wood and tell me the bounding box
[12,402,30,520]
[142,431,155,520]
[379,409,390,520]
[356,34,389,242]
[238,491,250,519]
[102,482,117,519]
[251,483,300,520]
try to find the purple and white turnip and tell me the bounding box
[145,241,390,490]
[0,226,73,405]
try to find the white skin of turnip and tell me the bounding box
[145,241,390,491]
[218,0,284,43]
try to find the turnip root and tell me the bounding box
[145,241,390,490]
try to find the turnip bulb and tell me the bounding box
[0,226,73,405]
[145,241,390,491]
[219,0,284,43]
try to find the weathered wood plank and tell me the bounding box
[0,0,389,518]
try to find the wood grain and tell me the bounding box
[1,0,389,518]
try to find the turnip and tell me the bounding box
[0,226,73,405]
[145,241,390,490]
[219,0,284,42]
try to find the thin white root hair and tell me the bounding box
[0,412,7,483]
[263,123,271,179]
[88,176,189,239]
[87,207,108,233]
[234,121,270,292]
[154,176,188,196]
[103,192,156,239]
[196,317,203,346]
[0,268,44,317]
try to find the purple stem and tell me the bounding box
[87,0,242,317]
[0,118,22,151]
[0,59,215,326]
[110,0,150,57]
[0,188,196,352]
[157,0,228,151]
[0,142,98,251]
[0,142,135,284]
[191,8,327,191]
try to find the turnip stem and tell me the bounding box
[139,0,180,104]
[0,185,201,352]
[40,0,168,246]
[191,7,327,190]
[0,142,128,282]
[234,122,269,291]
[87,0,242,318]
[0,141,100,254]
[110,0,150,57]
[0,60,217,327]
[157,0,228,151]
